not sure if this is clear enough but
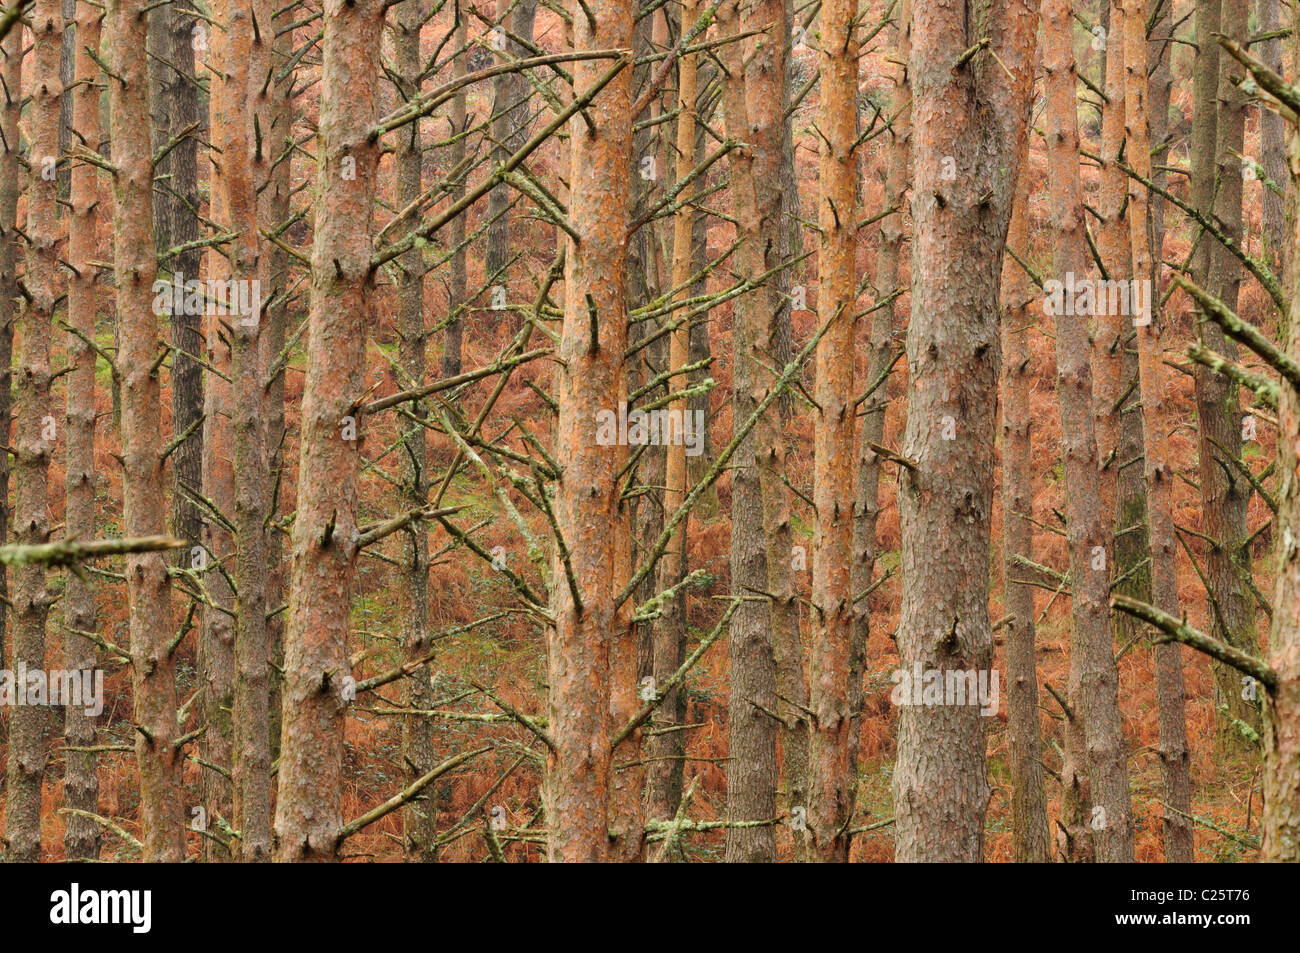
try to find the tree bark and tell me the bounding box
[1122,0,1195,862]
[892,0,1037,862]
[391,0,438,862]
[108,0,187,861]
[5,0,61,864]
[717,0,778,863]
[198,10,236,857]
[486,0,538,335]
[1098,0,1151,691]
[806,0,858,863]
[274,0,385,862]
[211,0,275,861]
[262,6,292,769]
[1258,0,1287,270]
[645,0,699,828]
[440,14,468,379]
[543,0,637,864]
[1000,161,1051,864]
[1044,0,1134,863]
[63,0,102,863]
[0,3,23,727]
[150,0,205,558]
[1263,5,1300,857]
[1198,0,1263,757]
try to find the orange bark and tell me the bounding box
[6,0,61,863]
[1121,0,1194,862]
[807,0,859,862]
[545,0,637,864]
[108,0,186,861]
[1044,0,1133,862]
[274,0,386,862]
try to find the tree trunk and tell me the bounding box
[1122,0,1195,862]
[891,0,1036,862]
[543,0,637,864]
[274,0,385,862]
[1000,162,1051,864]
[806,0,858,863]
[198,11,236,857]
[1198,0,1263,757]
[772,0,808,837]
[199,29,236,853]
[1263,7,1300,856]
[63,0,103,863]
[150,0,205,558]
[262,10,292,769]
[109,0,187,861]
[0,5,23,731]
[852,0,913,865]
[1044,0,1134,862]
[717,0,778,863]
[1258,0,1286,270]
[1097,0,1151,694]
[391,0,438,862]
[440,15,468,379]
[211,0,275,861]
[486,0,538,335]
[5,0,62,864]
[645,0,699,828]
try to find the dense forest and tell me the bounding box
[0,0,1295,865]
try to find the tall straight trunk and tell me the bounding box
[63,0,103,863]
[486,0,538,334]
[57,0,74,200]
[1147,0,1172,271]
[5,0,62,864]
[212,0,274,861]
[892,0,1036,862]
[685,71,717,516]
[773,0,808,833]
[440,15,468,379]
[1083,0,1128,863]
[750,0,802,861]
[1044,0,1134,863]
[108,0,186,862]
[392,0,437,862]
[544,0,637,863]
[851,0,911,865]
[1197,0,1262,756]
[645,0,699,826]
[625,10,665,859]
[1122,0,1195,862]
[150,0,205,556]
[1099,0,1150,662]
[1000,162,1051,864]
[262,10,292,767]
[1258,0,1287,269]
[197,298,236,856]
[806,0,858,863]
[198,12,236,856]
[717,0,777,863]
[1264,6,1300,857]
[0,12,22,717]
[1190,0,1220,290]
[274,0,385,862]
